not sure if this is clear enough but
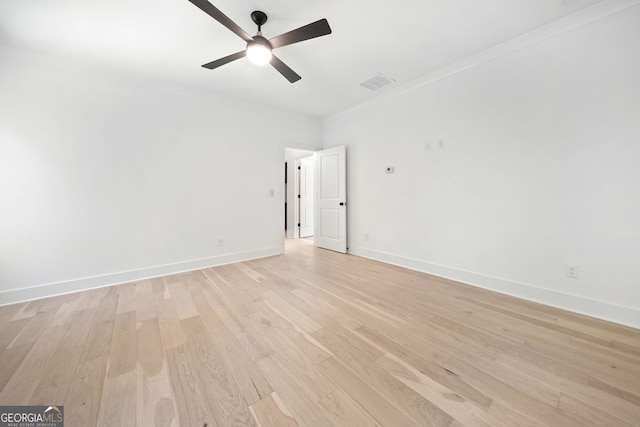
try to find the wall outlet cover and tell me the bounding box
[565,264,579,278]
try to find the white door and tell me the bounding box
[298,156,314,238]
[314,145,347,253]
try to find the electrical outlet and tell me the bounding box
[218,239,224,247]
[565,264,579,278]
[438,139,446,149]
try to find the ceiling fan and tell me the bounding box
[187,0,332,83]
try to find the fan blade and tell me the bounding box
[202,50,246,69]
[269,19,331,49]
[188,0,253,42]
[270,55,301,83]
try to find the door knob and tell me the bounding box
[339,202,345,206]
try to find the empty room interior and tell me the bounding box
[1,0,639,426]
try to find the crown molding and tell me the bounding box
[325,0,640,123]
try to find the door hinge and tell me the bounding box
[298,194,301,198]
[298,223,301,227]
[298,166,301,170]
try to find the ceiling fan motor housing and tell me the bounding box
[248,35,272,50]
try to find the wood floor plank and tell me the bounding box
[136,317,178,427]
[453,295,640,387]
[7,311,54,349]
[234,263,266,284]
[8,301,39,321]
[256,300,334,364]
[207,325,273,406]
[0,318,30,352]
[116,282,137,315]
[155,295,186,351]
[379,353,506,427]
[79,286,112,311]
[205,267,261,313]
[97,300,138,426]
[355,324,494,410]
[64,355,109,427]
[0,342,35,392]
[486,401,547,427]
[150,277,170,305]
[249,392,298,427]
[213,265,261,295]
[0,298,72,405]
[245,312,335,401]
[135,280,158,322]
[166,280,199,320]
[190,286,225,331]
[317,356,421,427]
[180,316,257,427]
[261,290,322,334]
[289,288,364,331]
[96,371,136,427]
[30,307,97,404]
[441,354,582,426]
[106,311,137,378]
[323,278,411,327]
[557,392,634,427]
[495,351,640,426]
[315,326,454,426]
[79,286,119,363]
[0,303,23,324]
[587,374,640,406]
[166,344,216,427]
[197,279,274,361]
[319,387,383,427]
[257,355,337,427]
[303,278,407,329]
[0,313,68,405]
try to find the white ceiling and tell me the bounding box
[0,0,604,118]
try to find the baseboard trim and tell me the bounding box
[349,246,640,329]
[0,246,282,306]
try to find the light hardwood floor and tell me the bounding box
[1,238,639,426]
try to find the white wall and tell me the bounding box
[0,48,321,304]
[322,6,640,327]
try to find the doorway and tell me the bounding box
[297,155,314,238]
[283,146,347,253]
[284,148,316,240]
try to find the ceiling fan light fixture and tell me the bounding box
[246,35,272,66]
